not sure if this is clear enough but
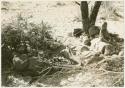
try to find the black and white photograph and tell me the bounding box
[1,0,124,87]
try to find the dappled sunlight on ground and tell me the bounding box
[1,1,124,87]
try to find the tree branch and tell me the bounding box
[75,1,80,6]
[81,1,89,34]
[89,1,102,25]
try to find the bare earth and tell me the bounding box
[1,1,124,87]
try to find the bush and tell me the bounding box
[2,14,71,72]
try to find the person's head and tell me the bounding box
[102,22,107,29]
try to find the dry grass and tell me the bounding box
[1,1,124,87]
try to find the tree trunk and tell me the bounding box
[89,1,102,25]
[80,1,102,36]
[80,1,89,34]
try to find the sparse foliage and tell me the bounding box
[1,1,124,87]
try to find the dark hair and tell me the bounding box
[102,22,107,29]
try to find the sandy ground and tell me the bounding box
[1,1,124,87]
[1,1,124,50]
[1,1,124,38]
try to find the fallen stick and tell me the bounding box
[52,65,83,69]
[98,67,123,75]
[29,67,52,85]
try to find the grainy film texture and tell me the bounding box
[1,1,124,87]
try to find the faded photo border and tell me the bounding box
[0,0,125,87]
